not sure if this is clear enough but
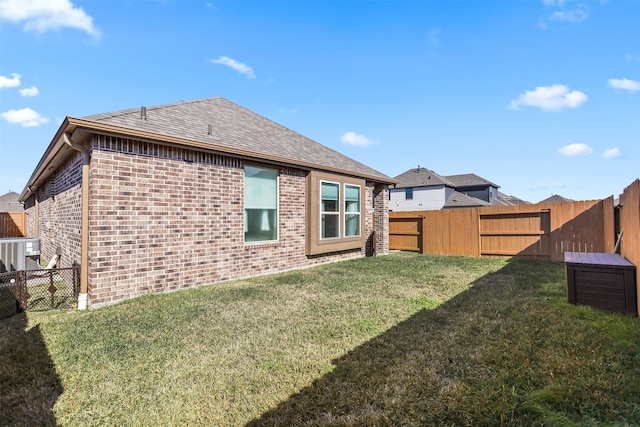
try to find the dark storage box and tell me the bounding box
[565,252,637,317]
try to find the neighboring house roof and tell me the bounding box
[538,194,572,204]
[21,97,394,201]
[445,173,499,189]
[444,191,491,208]
[0,191,24,212]
[393,167,455,189]
[494,192,529,206]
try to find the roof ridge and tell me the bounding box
[82,96,227,121]
[146,96,226,111]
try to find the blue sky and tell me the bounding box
[0,0,638,203]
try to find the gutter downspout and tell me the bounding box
[35,196,39,238]
[64,132,91,310]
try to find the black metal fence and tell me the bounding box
[0,266,80,319]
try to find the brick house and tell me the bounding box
[19,97,394,308]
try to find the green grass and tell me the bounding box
[1,252,639,426]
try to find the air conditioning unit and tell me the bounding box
[0,238,41,273]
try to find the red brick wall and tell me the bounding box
[23,152,83,269]
[373,183,390,255]
[87,135,380,307]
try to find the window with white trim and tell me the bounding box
[244,166,278,242]
[344,184,361,237]
[321,181,340,239]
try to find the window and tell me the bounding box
[321,182,340,239]
[244,166,278,242]
[405,187,413,200]
[307,171,365,255]
[345,184,360,237]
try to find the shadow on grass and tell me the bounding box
[248,260,639,426]
[0,313,63,427]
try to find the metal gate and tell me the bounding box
[0,265,80,319]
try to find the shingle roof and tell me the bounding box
[445,173,499,188]
[81,97,392,183]
[0,191,23,212]
[496,192,529,206]
[444,191,491,208]
[393,167,455,189]
[538,194,572,204]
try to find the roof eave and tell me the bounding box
[71,118,396,184]
[19,118,76,202]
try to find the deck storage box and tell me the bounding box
[565,252,637,317]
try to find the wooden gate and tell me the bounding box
[389,215,422,252]
[479,210,551,259]
[0,212,27,238]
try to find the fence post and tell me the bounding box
[49,270,55,309]
[21,212,27,237]
[15,270,27,312]
[421,215,427,255]
[72,262,79,296]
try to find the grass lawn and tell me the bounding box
[1,252,639,426]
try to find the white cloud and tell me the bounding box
[19,86,39,97]
[608,78,640,93]
[340,131,374,147]
[426,27,441,46]
[0,0,100,37]
[558,143,593,157]
[549,7,588,23]
[625,53,640,62]
[509,84,587,111]
[539,1,588,28]
[0,73,21,88]
[210,56,255,79]
[602,148,621,159]
[537,18,548,30]
[1,107,49,127]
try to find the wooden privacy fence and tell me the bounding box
[618,179,640,311]
[0,212,27,238]
[389,198,614,262]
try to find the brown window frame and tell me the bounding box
[306,170,365,255]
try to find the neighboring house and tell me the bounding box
[446,173,500,204]
[19,97,395,309]
[538,194,573,204]
[389,167,457,211]
[0,191,24,212]
[390,167,524,211]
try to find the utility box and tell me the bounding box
[565,252,637,317]
[0,238,41,273]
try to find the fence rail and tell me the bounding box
[0,266,80,319]
[390,198,615,262]
[0,212,27,238]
